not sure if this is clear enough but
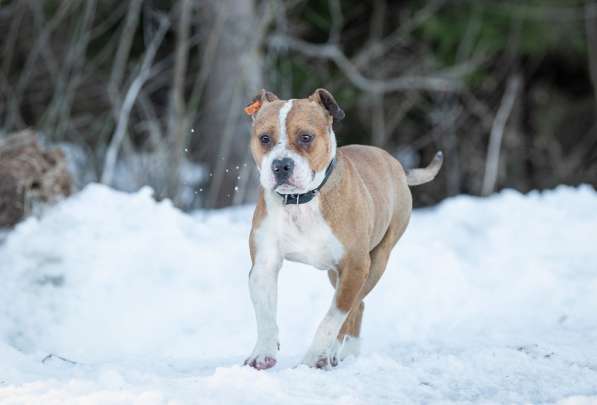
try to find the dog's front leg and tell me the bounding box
[302,254,370,369]
[245,252,283,370]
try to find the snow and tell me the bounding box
[0,183,596,404]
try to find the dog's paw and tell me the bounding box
[335,336,361,361]
[314,355,338,369]
[302,353,338,370]
[244,353,277,370]
[303,337,360,368]
[244,339,279,370]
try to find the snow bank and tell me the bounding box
[0,184,596,404]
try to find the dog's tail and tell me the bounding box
[406,151,444,186]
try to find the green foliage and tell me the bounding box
[415,1,588,86]
[420,3,584,58]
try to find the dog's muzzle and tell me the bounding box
[272,157,294,186]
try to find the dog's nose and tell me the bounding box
[271,158,294,184]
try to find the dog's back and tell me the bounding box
[335,144,413,249]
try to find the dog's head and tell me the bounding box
[245,89,344,194]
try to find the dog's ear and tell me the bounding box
[310,88,345,121]
[244,89,279,116]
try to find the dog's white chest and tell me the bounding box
[261,197,344,270]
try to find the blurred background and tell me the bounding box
[0,0,596,213]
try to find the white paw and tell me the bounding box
[302,337,361,369]
[244,353,277,370]
[302,349,338,369]
[335,336,361,361]
[244,342,279,370]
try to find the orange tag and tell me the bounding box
[244,100,262,116]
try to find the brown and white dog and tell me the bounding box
[243,89,443,369]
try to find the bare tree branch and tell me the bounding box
[184,7,224,130]
[369,0,386,146]
[1,1,24,76]
[327,0,343,44]
[48,0,97,138]
[353,0,448,69]
[8,1,73,129]
[108,0,144,104]
[101,17,169,186]
[481,75,521,196]
[269,34,462,93]
[585,1,597,115]
[166,0,193,202]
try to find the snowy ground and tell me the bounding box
[0,184,596,404]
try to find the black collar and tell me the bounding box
[276,158,336,205]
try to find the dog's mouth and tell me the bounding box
[274,170,317,195]
[275,183,302,194]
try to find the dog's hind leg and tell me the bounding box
[335,301,364,360]
[361,223,402,297]
[324,269,366,362]
[331,224,403,361]
[303,253,369,369]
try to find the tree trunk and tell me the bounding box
[166,0,193,205]
[199,0,262,208]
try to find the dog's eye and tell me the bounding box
[259,134,271,145]
[299,133,314,144]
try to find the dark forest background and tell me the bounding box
[1,0,596,209]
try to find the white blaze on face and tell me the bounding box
[277,100,293,146]
[259,100,294,191]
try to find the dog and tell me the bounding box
[243,88,443,369]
